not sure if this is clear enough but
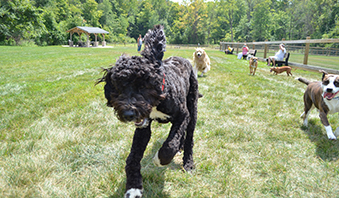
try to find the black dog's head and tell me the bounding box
[97,25,167,127]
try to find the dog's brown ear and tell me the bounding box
[319,70,328,80]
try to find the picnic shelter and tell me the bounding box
[66,26,109,47]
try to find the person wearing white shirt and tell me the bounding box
[267,44,286,66]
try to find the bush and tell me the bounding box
[18,40,37,47]
[0,38,16,46]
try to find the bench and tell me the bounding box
[243,49,257,59]
[78,41,85,47]
[274,52,290,66]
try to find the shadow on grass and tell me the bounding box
[109,140,181,198]
[301,119,339,162]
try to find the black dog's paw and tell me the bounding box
[124,188,143,198]
[183,162,195,172]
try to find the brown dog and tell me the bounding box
[249,57,258,75]
[270,66,292,76]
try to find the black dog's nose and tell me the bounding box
[122,110,135,121]
[327,88,333,93]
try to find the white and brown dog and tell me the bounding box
[249,56,258,75]
[192,48,210,77]
[297,70,339,140]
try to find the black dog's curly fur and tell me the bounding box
[97,25,200,198]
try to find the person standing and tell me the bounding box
[137,34,143,53]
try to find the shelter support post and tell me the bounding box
[86,33,90,47]
[94,34,98,47]
[102,34,106,47]
[69,33,73,47]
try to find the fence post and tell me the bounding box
[252,40,255,49]
[264,40,268,59]
[303,37,311,65]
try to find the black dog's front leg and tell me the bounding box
[153,110,190,167]
[124,123,152,198]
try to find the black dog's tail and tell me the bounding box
[141,25,166,65]
[296,77,311,85]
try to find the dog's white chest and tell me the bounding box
[150,107,170,120]
[324,99,339,114]
[250,64,256,68]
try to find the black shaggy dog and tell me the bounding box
[97,25,200,198]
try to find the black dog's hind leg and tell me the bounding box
[125,121,152,198]
[183,72,198,171]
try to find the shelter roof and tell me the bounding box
[66,26,109,34]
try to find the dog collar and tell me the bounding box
[161,73,166,91]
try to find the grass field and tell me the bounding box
[1,45,339,197]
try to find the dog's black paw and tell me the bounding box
[183,162,195,172]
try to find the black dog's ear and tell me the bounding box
[95,67,110,85]
[319,70,328,80]
[141,25,166,65]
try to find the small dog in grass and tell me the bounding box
[297,70,339,140]
[192,48,210,77]
[249,56,258,75]
[270,66,293,76]
[97,25,200,198]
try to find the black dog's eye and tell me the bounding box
[139,85,145,89]
[323,80,329,85]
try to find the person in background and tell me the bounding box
[267,44,286,66]
[137,34,143,53]
[225,45,233,54]
[237,43,249,59]
[242,44,249,56]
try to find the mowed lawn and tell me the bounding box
[1,45,339,197]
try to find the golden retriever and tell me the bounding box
[192,48,210,77]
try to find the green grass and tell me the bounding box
[1,46,339,197]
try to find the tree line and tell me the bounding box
[0,0,338,46]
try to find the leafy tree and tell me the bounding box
[179,0,207,44]
[82,0,102,27]
[0,0,46,45]
[250,0,272,41]
[271,11,289,40]
[1,0,338,45]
